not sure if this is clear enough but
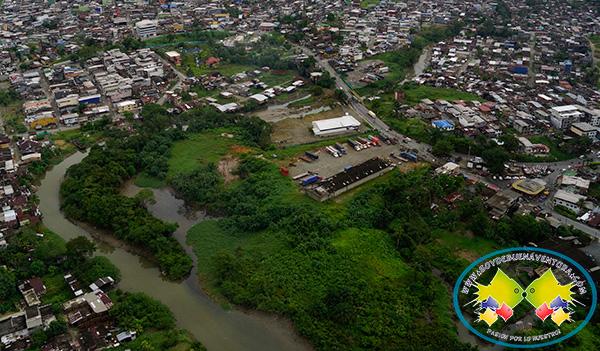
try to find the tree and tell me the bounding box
[565,135,592,155]
[334,89,348,102]
[500,134,520,153]
[76,256,121,286]
[482,147,510,174]
[110,292,175,332]
[66,236,96,263]
[45,320,68,338]
[0,267,17,300]
[432,139,454,157]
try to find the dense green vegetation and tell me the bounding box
[588,34,600,88]
[0,88,18,106]
[0,228,119,312]
[59,104,272,279]
[60,137,191,280]
[185,156,600,349]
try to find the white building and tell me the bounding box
[550,105,582,129]
[553,189,586,214]
[312,115,361,136]
[135,20,158,38]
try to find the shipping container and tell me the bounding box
[302,175,320,186]
[400,152,417,162]
[293,172,310,180]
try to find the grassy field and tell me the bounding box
[187,221,409,302]
[527,135,575,161]
[360,0,381,8]
[192,63,255,77]
[260,70,296,86]
[167,130,241,177]
[433,229,498,257]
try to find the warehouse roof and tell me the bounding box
[312,115,361,132]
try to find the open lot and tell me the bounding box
[287,139,412,180]
[167,129,242,177]
[269,105,367,146]
[345,59,387,89]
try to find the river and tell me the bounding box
[37,151,311,351]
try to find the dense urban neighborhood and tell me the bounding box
[1,0,600,350]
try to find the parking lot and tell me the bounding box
[288,139,409,179]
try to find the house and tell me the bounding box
[570,122,598,139]
[63,291,113,325]
[486,190,520,220]
[553,189,586,214]
[559,176,590,193]
[431,119,455,131]
[19,278,46,306]
[89,277,115,292]
[517,137,550,154]
[205,57,221,67]
[164,51,181,66]
[435,162,460,175]
[512,178,546,196]
[249,93,269,104]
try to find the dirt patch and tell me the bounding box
[230,145,252,154]
[345,59,388,88]
[271,105,365,146]
[218,156,240,184]
[456,250,479,262]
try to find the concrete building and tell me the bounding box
[550,105,582,129]
[570,122,598,139]
[135,20,158,38]
[165,51,181,65]
[553,189,586,214]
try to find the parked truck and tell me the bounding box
[368,135,381,146]
[305,151,319,160]
[400,151,418,162]
[347,139,362,151]
[358,137,372,147]
[302,175,321,186]
[334,143,347,154]
[326,146,340,158]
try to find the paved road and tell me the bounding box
[298,45,437,163]
[157,55,187,105]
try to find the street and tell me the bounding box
[298,45,600,239]
[298,45,437,163]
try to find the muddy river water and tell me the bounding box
[37,151,311,351]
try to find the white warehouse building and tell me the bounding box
[312,115,361,137]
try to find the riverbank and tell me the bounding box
[37,151,311,351]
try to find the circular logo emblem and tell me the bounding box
[453,247,597,348]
